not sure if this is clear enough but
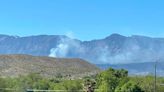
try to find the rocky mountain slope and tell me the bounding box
[0,54,100,78]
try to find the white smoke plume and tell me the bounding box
[49,43,69,57]
[49,31,84,58]
[49,34,164,64]
[97,42,162,64]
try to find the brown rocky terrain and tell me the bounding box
[0,54,100,78]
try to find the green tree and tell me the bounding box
[0,78,7,92]
[83,78,96,92]
[115,81,144,92]
[131,75,154,92]
[53,80,82,91]
[96,68,128,92]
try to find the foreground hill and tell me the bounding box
[0,55,100,78]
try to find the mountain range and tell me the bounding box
[0,34,163,64]
[0,34,164,75]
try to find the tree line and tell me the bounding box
[0,68,163,92]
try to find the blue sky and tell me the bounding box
[0,0,164,40]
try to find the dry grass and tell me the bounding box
[0,54,100,78]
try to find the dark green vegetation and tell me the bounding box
[0,73,83,92]
[96,68,164,92]
[96,68,144,92]
[0,68,163,92]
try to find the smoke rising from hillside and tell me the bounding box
[49,43,69,57]
[49,34,85,58]
[97,41,164,64]
[49,35,164,64]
